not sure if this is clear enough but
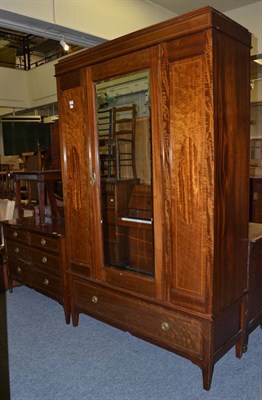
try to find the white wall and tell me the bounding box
[251,102,262,139]
[1,0,55,24]
[27,61,57,108]
[0,68,30,109]
[251,79,262,103]
[226,1,262,55]
[0,60,58,113]
[1,0,175,40]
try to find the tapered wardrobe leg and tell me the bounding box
[236,299,248,355]
[72,308,79,327]
[64,308,71,325]
[235,335,247,357]
[8,279,13,293]
[202,364,214,391]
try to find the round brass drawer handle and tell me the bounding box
[161,322,170,331]
[41,238,46,246]
[92,295,98,304]
[13,231,18,238]
[15,247,20,254]
[16,267,21,273]
[42,256,48,264]
[43,278,49,286]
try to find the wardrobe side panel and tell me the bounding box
[212,30,250,312]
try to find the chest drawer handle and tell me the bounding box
[161,322,170,331]
[41,238,46,246]
[15,247,20,254]
[13,231,18,238]
[42,256,48,264]
[16,267,21,273]
[92,295,98,304]
[43,278,49,286]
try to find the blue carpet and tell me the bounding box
[4,286,262,400]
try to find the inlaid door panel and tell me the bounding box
[167,35,213,312]
[58,74,93,276]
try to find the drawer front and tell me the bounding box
[8,260,29,283]
[72,279,203,357]
[30,233,59,253]
[4,227,29,244]
[9,261,61,299]
[29,248,60,274]
[30,269,62,299]
[6,241,28,261]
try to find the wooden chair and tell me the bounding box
[97,108,114,179]
[98,105,137,180]
[112,105,137,180]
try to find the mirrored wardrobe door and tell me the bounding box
[95,70,154,277]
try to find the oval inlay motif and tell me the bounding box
[69,146,82,211]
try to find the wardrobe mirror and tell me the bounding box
[95,70,154,276]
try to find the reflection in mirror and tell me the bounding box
[95,70,154,276]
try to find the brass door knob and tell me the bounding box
[91,296,98,304]
[161,322,170,331]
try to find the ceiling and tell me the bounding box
[151,0,259,14]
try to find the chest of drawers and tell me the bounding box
[3,218,70,323]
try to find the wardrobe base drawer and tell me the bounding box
[71,278,203,357]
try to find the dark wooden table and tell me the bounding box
[13,170,62,224]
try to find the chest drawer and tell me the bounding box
[8,260,61,299]
[6,241,28,261]
[29,247,60,274]
[4,226,29,244]
[30,233,59,253]
[30,268,62,299]
[8,260,30,283]
[72,279,203,357]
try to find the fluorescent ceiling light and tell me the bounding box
[1,115,42,123]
